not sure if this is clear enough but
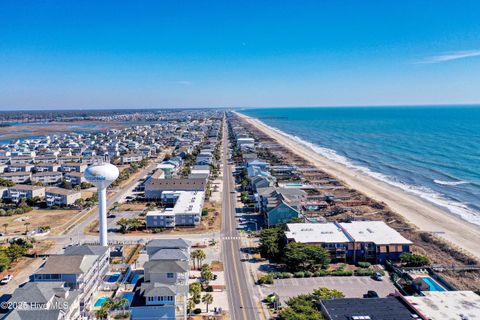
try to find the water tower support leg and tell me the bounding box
[99,188,108,246]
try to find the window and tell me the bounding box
[167,272,174,278]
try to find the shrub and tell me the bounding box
[314,270,329,277]
[294,271,305,278]
[258,274,274,285]
[330,270,353,276]
[354,269,375,276]
[304,271,313,278]
[281,272,292,279]
[357,262,371,268]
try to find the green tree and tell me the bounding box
[258,227,284,260]
[0,250,12,271]
[191,249,206,270]
[400,253,430,267]
[117,218,130,233]
[187,299,196,314]
[202,293,214,313]
[7,243,28,261]
[283,242,330,271]
[279,294,322,320]
[312,287,344,300]
[189,282,202,304]
[200,264,214,285]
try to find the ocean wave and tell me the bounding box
[433,180,470,186]
[244,114,480,226]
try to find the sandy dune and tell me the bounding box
[237,112,480,261]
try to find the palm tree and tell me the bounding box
[2,223,8,235]
[202,293,213,313]
[196,250,206,268]
[191,249,206,270]
[187,298,196,314]
[190,250,198,270]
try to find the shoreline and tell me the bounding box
[235,112,480,260]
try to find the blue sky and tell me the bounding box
[1,0,480,110]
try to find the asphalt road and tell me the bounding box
[221,118,262,320]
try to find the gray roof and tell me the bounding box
[144,260,189,273]
[3,310,63,320]
[9,282,67,304]
[63,245,108,257]
[150,248,188,261]
[35,255,97,275]
[146,239,191,250]
[140,283,177,297]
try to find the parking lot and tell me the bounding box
[272,276,396,303]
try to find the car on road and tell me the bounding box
[0,274,13,285]
[363,290,379,298]
[372,272,383,281]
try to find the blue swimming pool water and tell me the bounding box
[421,277,446,291]
[122,292,134,305]
[94,296,109,307]
[105,273,121,283]
[130,273,141,285]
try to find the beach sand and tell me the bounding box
[237,112,480,261]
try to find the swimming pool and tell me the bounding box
[94,296,109,307]
[122,292,134,306]
[105,273,121,283]
[421,277,446,291]
[130,273,141,285]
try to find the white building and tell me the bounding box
[146,191,204,228]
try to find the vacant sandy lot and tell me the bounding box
[0,209,81,235]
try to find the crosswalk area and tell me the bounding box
[222,236,243,240]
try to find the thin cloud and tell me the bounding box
[417,50,480,64]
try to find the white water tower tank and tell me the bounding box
[84,160,119,246]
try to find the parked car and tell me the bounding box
[363,290,379,298]
[0,274,13,285]
[372,272,383,281]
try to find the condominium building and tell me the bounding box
[45,187,82,207]
[8,184,45,202]
[64,171,87,185]
[146,191,204,228]
[0,171,32,183]
[32,172,63,185]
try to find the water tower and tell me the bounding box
[84,158,119,246]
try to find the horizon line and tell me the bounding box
[1,103,480,112]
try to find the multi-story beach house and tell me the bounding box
[4,282,82,320]
[31,245,109,312]
[256,187,306,227]
[131,239,190,320]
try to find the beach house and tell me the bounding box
[131,239,190,320]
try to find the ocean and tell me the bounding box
[238,106,480,226]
